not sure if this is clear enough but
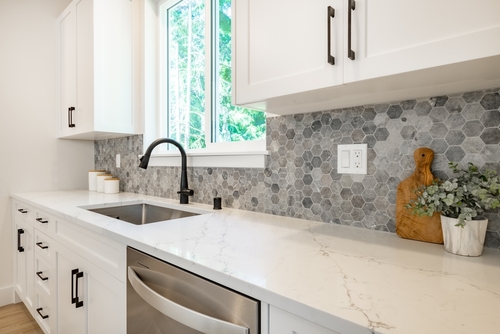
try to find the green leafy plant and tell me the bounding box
[406,162,500,227]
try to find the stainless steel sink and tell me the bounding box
[87,203,200,225]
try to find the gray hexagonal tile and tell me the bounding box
[480,128,500,144]
[362,108,376,121]
[462,137,485,154]
[374,127,390,141]
[387,105,403,119]
[414,101,432,116]
[480,92,500,110]
[400,125,417,140]
[446,113,466,129]
[445,130,466,146]
[445,97,466,113]
[429,107,448,122]
[462,90,484,103]
[429,123,449,138]
[429,138,448,154]
[480,110,500,127]
[462,120,484,137]
[445,146,466,162]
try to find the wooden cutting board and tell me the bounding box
[396,148,443,244]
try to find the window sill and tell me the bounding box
[145,151,269,168]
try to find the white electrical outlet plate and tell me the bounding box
[337,144,367,174]
[116,154,121,168]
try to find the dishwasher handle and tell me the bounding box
[128,267,249,334]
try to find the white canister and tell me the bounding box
[89,170,107,191]
[104,178,120,194]
[96,174,113,192]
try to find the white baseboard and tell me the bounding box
[0,286,15,307]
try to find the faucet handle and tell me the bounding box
[177,189,194,196]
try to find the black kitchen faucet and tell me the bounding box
[138,138,194,204]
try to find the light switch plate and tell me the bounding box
[337,144,367,174]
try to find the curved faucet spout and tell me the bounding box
[139,138,193,204]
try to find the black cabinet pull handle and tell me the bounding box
[347,0,356,60]
[36,308,49,319]
[18,209,27,214]
[36,271,49,281]
[36,242,48,250]
[17,229,24,253]
[36,218,48,224]
[71,269,84,308]
[68,107,75,128]
[71,269,77,304]
[327,6,335,65]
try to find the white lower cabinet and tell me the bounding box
[13,210,35,309]
[12,200,126,334]
[269,306,340,334]
[56,244,125,334]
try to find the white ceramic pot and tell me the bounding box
[440,215,488,256]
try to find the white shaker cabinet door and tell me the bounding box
[56,244,125,334]
[14,218,34,309]
[345,0,500,83]
[57,250,86,334]
[234,0,344,105]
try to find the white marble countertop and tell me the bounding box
[11,190,500,334]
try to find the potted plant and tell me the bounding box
[406,162,500,256]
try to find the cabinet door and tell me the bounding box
[93,0,134,134]
[57,251,86,334]
[234,0,344,105]
[14,218,34,309]
[345,0,500,83]
[58,5,77,137]
[56,247,125,334]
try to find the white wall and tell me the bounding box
[0,0,94,306]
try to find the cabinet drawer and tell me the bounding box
[35,254,54,298]
[34,289,53,334]
[269,306,340,334]
[13,201,33,223]
[34,230,55,265]
[33,209,55,234]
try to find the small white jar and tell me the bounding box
[104,178,120,194]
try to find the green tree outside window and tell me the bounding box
[166,0,265,150]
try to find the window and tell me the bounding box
[149,0,267,167]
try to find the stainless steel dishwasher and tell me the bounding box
[127,247,260,333]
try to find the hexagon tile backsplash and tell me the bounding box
[95,88,500,249]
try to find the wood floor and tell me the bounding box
[0,303,43,334]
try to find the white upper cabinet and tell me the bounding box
[233,0,500,115]
[346,0,500,83]
[233,0,344,104]
[57,0,139,140]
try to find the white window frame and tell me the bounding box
[142,0,268,168]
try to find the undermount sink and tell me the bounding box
[87,203,200,225]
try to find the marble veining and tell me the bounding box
[11,191,500,334]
